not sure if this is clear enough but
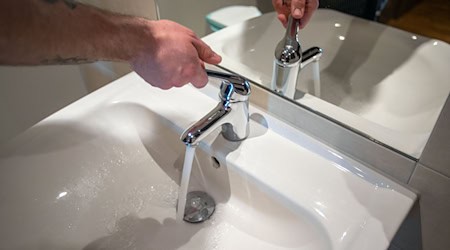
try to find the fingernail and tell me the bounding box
[293,8,302,17]
[212,53,222,61]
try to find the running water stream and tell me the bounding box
[312,61,321,98]
[176,146,196,222]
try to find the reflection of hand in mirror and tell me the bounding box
[272,0,319,28]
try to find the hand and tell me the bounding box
[130,20,222,89]
[272,0,319,29]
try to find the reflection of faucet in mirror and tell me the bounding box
[272,15,323,99]
[181,69,251,146]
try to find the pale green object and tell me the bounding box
[206,5,262,31]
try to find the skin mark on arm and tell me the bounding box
[42,0,77,9]
[41,56,95,65]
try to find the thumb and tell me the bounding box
[192,39,222,64]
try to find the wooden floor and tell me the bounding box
[384,0,450,43]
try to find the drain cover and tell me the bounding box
[183,191,216,223]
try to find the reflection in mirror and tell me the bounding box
[202,0,450,159]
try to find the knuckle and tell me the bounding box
[180,63,197,80]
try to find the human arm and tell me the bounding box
[272,0,319,28]
[0,0,221,89]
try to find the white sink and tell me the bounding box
[203,9,450,158]
[0,72,415,249]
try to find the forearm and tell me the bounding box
[0,0,150,65]
[0,0,222,89]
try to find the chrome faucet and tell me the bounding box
[181,69,251,146]
[272,15,323,98]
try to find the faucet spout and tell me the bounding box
[181,70,251,147]
[301,47,323,68]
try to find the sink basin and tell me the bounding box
[203,9,450,158]
[0,72,416,249]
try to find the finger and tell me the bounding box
[277,14,288,27]
[190,64,209,88]
[272,0,282,10]
[291,0,305,19]
[191,38,222,65]
[273,0,290,17]
[299,0,318,28]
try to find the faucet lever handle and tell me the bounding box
[206,69,251,101]
[274,15,302,65]
[219,81,234,102]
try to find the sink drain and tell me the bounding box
[183,191,215,223]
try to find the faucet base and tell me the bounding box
[271,60,301,99]
[222,123,249,142]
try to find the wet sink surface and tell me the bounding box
[0,105,327,250]
[0,72,415,249]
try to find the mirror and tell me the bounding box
[193,0,450,159]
